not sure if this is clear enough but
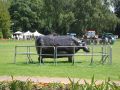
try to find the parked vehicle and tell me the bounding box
[83,30,98,45]
[101,33,115,44]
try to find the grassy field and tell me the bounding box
[0,39,120,80]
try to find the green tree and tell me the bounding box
[9,0,44,32]
[73,0,118,36]
[42,0,75,34]
[0,0,11,38]
[9,0,118,35]
[114,0,120,21]
[114,0,120,37]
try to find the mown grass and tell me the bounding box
[0,39,120,80]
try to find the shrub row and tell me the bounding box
[0,76,120,90]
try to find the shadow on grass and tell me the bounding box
[8,60,83,66]
[7,58,104,66]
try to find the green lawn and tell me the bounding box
[0,39,120,80]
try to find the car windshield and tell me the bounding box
[104,33,113,36]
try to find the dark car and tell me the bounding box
[101,33,115,44]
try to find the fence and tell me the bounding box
[14,45,112,65]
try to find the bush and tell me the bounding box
[0,76,120,90]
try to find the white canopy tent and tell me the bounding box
[23,31,33,36]
[14,31,22,35]
[23,31,33,40]
[33,31,44,37]
[13,31,44,40]
[13,31,23,40]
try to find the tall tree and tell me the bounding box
[114,0,120,37]
[0,0,11,38]
[9,0,118,35]
[73,0,118,36]
[43,0,75,34]
[9,0,44,32]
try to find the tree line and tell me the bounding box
[0,0,120,38]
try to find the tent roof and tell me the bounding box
[14,31,22,34]
[33,31,44,36]
[23,31,33,36]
